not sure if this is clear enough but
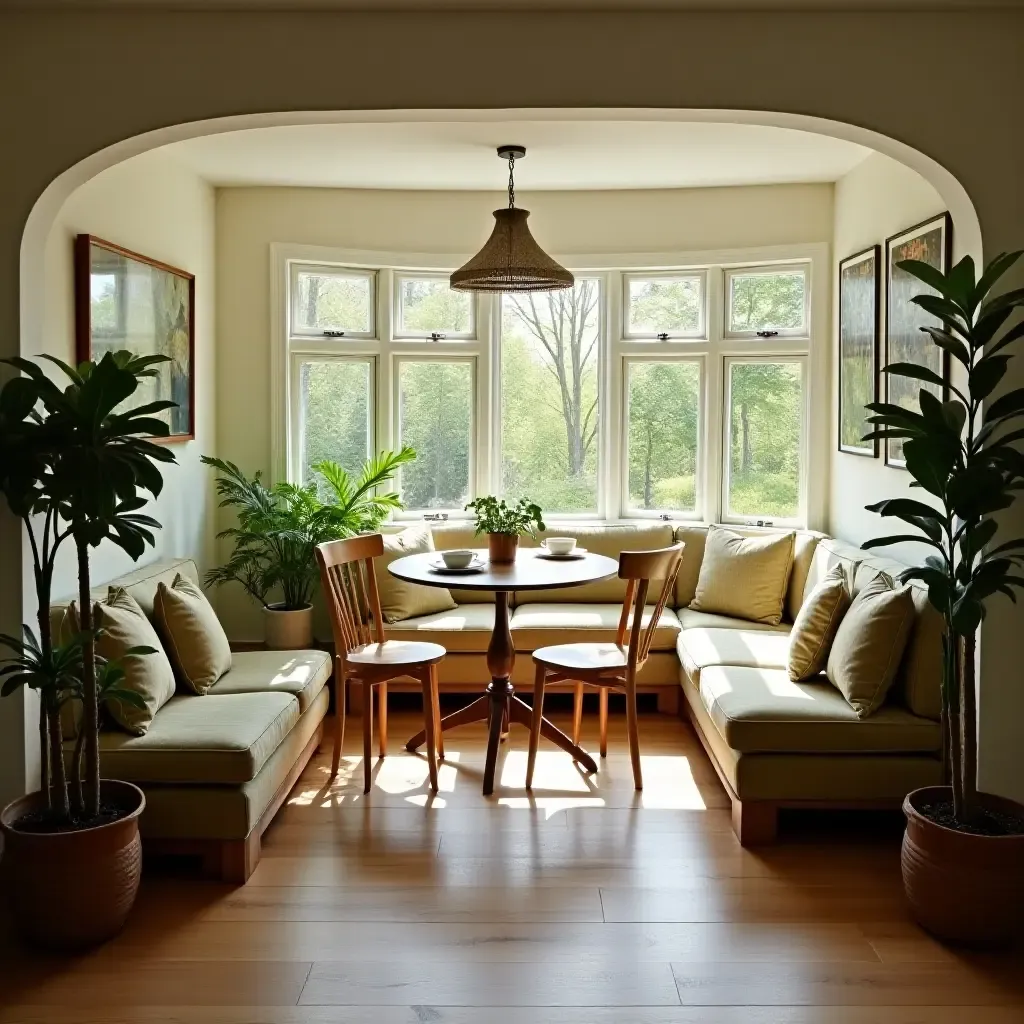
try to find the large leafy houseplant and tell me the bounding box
[203,447,415,611]
[863,250,1024,835]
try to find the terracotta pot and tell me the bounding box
[902,785,1024,946]
[0,779,145,950]
[264,602,314,649]
[488,532,519,564]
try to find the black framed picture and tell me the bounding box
[883,212,952,468]
[838,245,880,457]
[74,234,195,442]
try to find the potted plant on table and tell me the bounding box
[0,351,176,949]
[862,249,1024,945]
[203,448,415,648]
[464,495,545,564]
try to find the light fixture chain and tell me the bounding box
[508,152,515,209]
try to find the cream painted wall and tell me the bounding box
[214,182,833,637]
[829,151,945,560]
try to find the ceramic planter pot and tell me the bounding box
[488,533,519,564]
[264,602,314,649]
[0,779,145,950]
[902,785,1024,946]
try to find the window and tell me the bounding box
[726,265,808,337]
[500,280,601,514]
[396,360,474,510]
[291,265,375,338]
[294,358,373,486]
[395,274,475,339]
[625,273,705,339]
[724,359,805,522]
[625,360,702,515]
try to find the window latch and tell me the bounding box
[428,332,447,343]
[423,512,449,522]
[755,330,779,339]
[659,513,673,521]
[323,330,346,338]
[656,332,670,342]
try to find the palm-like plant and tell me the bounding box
[203,447,415,610]
[0,351,176,822]
[862,250,1024,828]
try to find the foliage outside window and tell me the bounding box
[726,360,804,520]
[501,279,601,514]
[396,275,474,338]
[397,360,473,510]
[726,266,808,337]
[292,267,375,337]
[626,360,701,513]
[625,274,705,338]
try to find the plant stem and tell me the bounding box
[71,720,86,817]
[961,630,980,822]
[947,631,963,820]
[76,538,100,819]
[46,701,69,821]
[39,706,51,810]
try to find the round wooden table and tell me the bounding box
[389,547,619,795]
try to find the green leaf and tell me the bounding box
[862,534,942,551]
[972,251,1023,310]
[985,388,1024,424]
[970,356,1011,400]
[920,326,971,368]
[883,362,948,392]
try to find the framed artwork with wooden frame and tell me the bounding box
[884,212,953,468]
[74,234,195,442]
[838,245,880,457]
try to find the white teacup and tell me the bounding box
[543,537,577,556]
[441,548,475,569]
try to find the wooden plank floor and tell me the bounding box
[2,710,1022,1022]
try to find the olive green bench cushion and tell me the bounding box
[677,627,791,685]
[387,604,496,653]
[510,604,682,652]
[676,608,792,633]
[209,649,331,712]
[695,665,942,755]
[90,691,300,785]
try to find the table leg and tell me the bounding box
[507,696,599,775]
[405,695,490,752]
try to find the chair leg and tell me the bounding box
[599,686,609,759]
[419,669,439,792]
[430,664,444,760]
[572,682,584,746]
[526,663,547,789]
[378,681,388,758]
[626,681,642,790]
[331,656,346,779]
[363,678,374,794]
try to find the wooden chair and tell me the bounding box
[316,535,445,794]
[526,543,684,791]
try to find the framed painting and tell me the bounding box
[884,212,952,468]
[74,234,195,442]
[838,245,880,457]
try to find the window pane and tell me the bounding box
[398,277,473,336]
[397,361,473,510]
[627,362,700,513]
[298,360,371,486]
[501,280,601,513]
[627,276,703,336]
[728,269,806,334]
[727,361,803,519]
[294,269,373,334]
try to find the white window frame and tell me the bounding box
[721,355,809,528]
[622,270,707,341]
[393,353,478,517]
[724,262,811,340]
[289,263,377,340]
[271,242,828,531]
[620,354,705,521]
[393,271,477,341]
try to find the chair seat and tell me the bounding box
[345,639,446,668]
[533,641,628,674]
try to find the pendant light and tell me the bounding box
[450,145,574,293]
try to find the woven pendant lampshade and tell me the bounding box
[450,146,574,293]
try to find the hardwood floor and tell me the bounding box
[2,710,1022,1021]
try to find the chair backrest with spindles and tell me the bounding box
[615,543,684,672]
[315,535,387,656]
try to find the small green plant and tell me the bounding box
[203,448,416,610]
[862,249,1024,830]
[464,495,546,537]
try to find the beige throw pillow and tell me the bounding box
[374,527,457,624]
[788,563,851,681]
[86,587,177,735]
[154,574,232,695]
[690,526,796,625]
[826,571,915,718]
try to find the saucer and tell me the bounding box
[535,546,588,561]
[428,557,486,574]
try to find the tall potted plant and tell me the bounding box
[464,495,545,563]
[203,448,414,648]
[0,351,176,949]
[862,250,1024,945]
